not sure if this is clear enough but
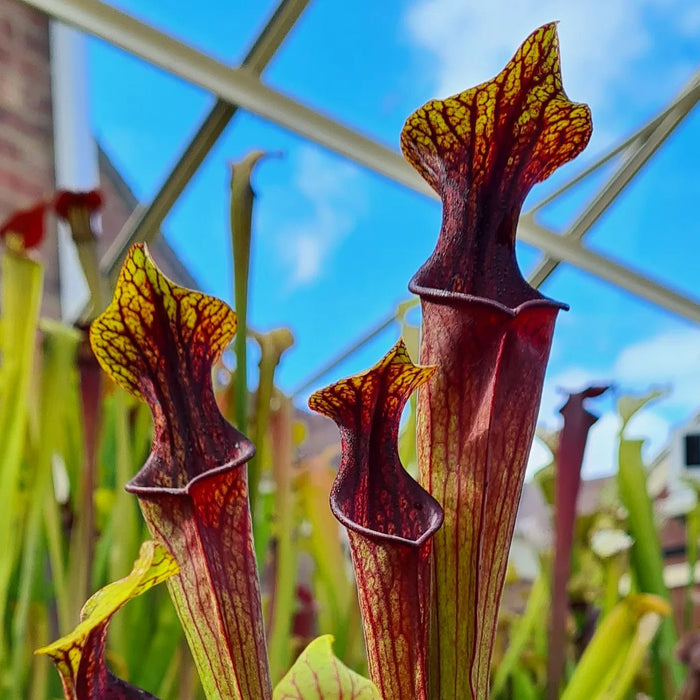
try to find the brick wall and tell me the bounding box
[0,2,193,317]
[0,0,59,317]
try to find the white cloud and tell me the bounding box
[613,329,700,410]
[279,148,367,287]
[677,4,700,37]
[528,327,699,479]
[404,0,700,148]
[538,366,606,420]
[286,232,325,285]
[580,409,670,479]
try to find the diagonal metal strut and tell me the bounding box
[100,0,312,284]
[526,68,700,288]
[22,0,700,325]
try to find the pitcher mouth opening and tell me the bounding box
[126,441,255,498]
[409,274,569,317]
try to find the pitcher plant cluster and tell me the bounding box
[0,24,685,700]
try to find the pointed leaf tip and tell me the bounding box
[90,243,236,403]
[400,23,591,698]
[618,388,669,431]
[309,338,435,437]
[0,201,47,250]
[36,541,177,699]
[309,340,440,699]
[309,338,441,545]
[273,635,381,700]
[90,243,252,490]
[402,23,591,307]
[91,243,271,699]
[401,22,591,199]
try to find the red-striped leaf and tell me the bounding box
[309,340,442,700]
[401,23,592,699]
[90,243,271,700]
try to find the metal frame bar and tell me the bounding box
[22,0,700,325]
[290,209,700,394]
[527,70,700,214]
[101,0,312,282]
[526,69,700,287]
[23,0,431,194]
[519,214,700,322]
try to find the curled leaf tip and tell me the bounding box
[309,340,440,699]
[54,189,104,217]
[558,384,610,425]
[617,387,668,430]
[630,593,672,618]
[90,243,271,699]
[401,22,591,197]
[89,243,253,490]
[403,24,593,698]
[309,339,442,545]
[36,541,177,699]
[402,22,591,307]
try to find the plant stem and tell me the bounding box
[109,389,141,663]
[67,337,103,620]
[250,329,294,565]
[229,152,267,436]
[618,436,684,694]
[266,395,297,683]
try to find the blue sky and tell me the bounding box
[86,0,700,477]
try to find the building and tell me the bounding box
[0,0,195,319]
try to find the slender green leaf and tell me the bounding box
[9,321,81,694]
[493,567,549,696]
[0,250,43,667]
[561,594,670,700]
[617,392,684,693]
[229,151,275,439]
[267,395,298,683]
[249,328,294,566]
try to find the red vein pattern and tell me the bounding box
[37,541,178,700]
[89,244,271,700]
[402,23,591,309]
[273,635,380,699]
[400,24,592,699]
[309,340,443,700]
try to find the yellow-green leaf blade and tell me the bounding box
[273,635,380,700]
[561,594,670,700]
[36,541,178,699]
